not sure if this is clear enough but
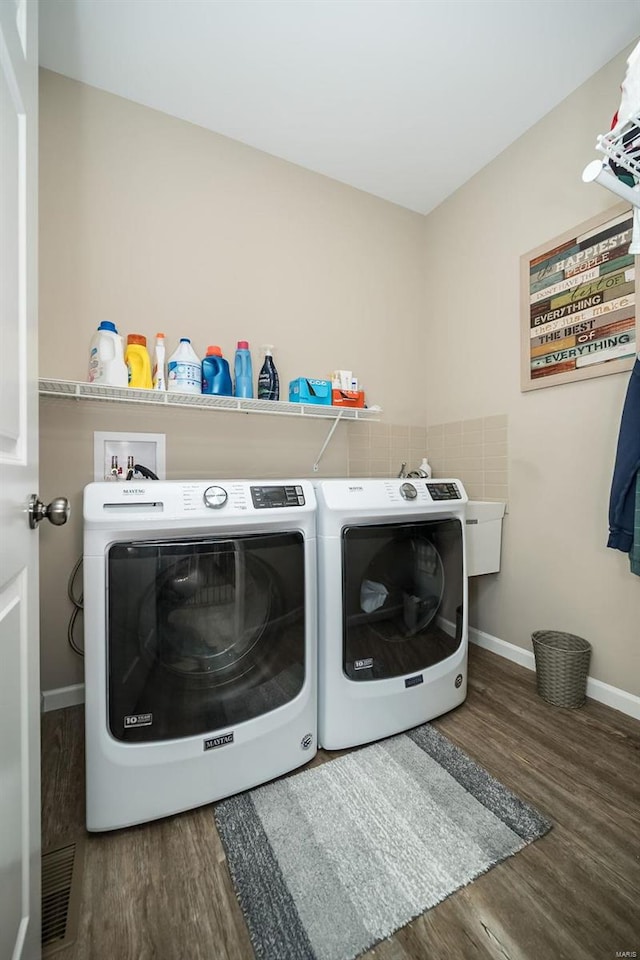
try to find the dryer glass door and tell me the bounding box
[106,532,305,742]
[342,518,463,680]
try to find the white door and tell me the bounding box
[0,2,48,958]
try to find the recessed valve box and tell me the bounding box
[93,431,166,481]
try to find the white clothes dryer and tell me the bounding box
[83,479,317,831]
[315,477,468,750]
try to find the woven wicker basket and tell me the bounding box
[531,630,591,709]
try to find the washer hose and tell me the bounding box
[125,463,159,481]
[67,556,84,657]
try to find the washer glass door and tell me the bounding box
[107,532,305,742]
[342,518,463,680]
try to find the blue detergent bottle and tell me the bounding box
[201,345,232,396]
[234,340,253,398]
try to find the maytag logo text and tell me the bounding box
[204,732,234,751]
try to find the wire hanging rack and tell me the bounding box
[582,110,640,209]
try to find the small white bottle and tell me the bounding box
[418,458,432,479]
[152,332,167,390]
[167,337,201,394]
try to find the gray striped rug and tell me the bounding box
[214,725,551,960]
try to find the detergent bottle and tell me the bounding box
[167,337,202,393]
[201,345,233,396]
[234,340,253,398]
[152,333,167,390]
[88,320,128,387]
[125,334,153,389]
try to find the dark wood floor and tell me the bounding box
[41,645,640,960]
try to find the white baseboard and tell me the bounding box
[468,625,536,670]
[41,683,85,713]
[469,626,640,721]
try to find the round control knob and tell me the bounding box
[203,485,228,509]
[400,482,418,501]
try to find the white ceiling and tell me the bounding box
[39,0,639,215]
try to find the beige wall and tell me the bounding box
[38,70,427,690]
[419,46,640,696]
[39,70,426,421]
[39,55,639,700]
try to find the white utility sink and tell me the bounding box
[465,501,506,576]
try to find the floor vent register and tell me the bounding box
[41,839,83,956]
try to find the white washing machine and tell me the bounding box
[83,479,317,831]
[315,477,468,750]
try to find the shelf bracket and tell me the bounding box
[313,410,345,472]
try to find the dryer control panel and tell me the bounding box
[426,482,462,500]
[251,485,306,508]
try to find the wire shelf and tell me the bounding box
[38,379,381,421]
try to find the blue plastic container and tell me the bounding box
[289,377,332,405]
[201,345,232,396]
[234,340,253,398]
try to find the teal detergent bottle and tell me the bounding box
[234,340,253,398]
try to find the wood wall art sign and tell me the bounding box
[521,202,638,391]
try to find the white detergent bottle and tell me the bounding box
[167,337,202,394]
[418,458,432,479]
[88,320,128,387]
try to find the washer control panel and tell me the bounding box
[251,485,306,508]
[427,482,462,500]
